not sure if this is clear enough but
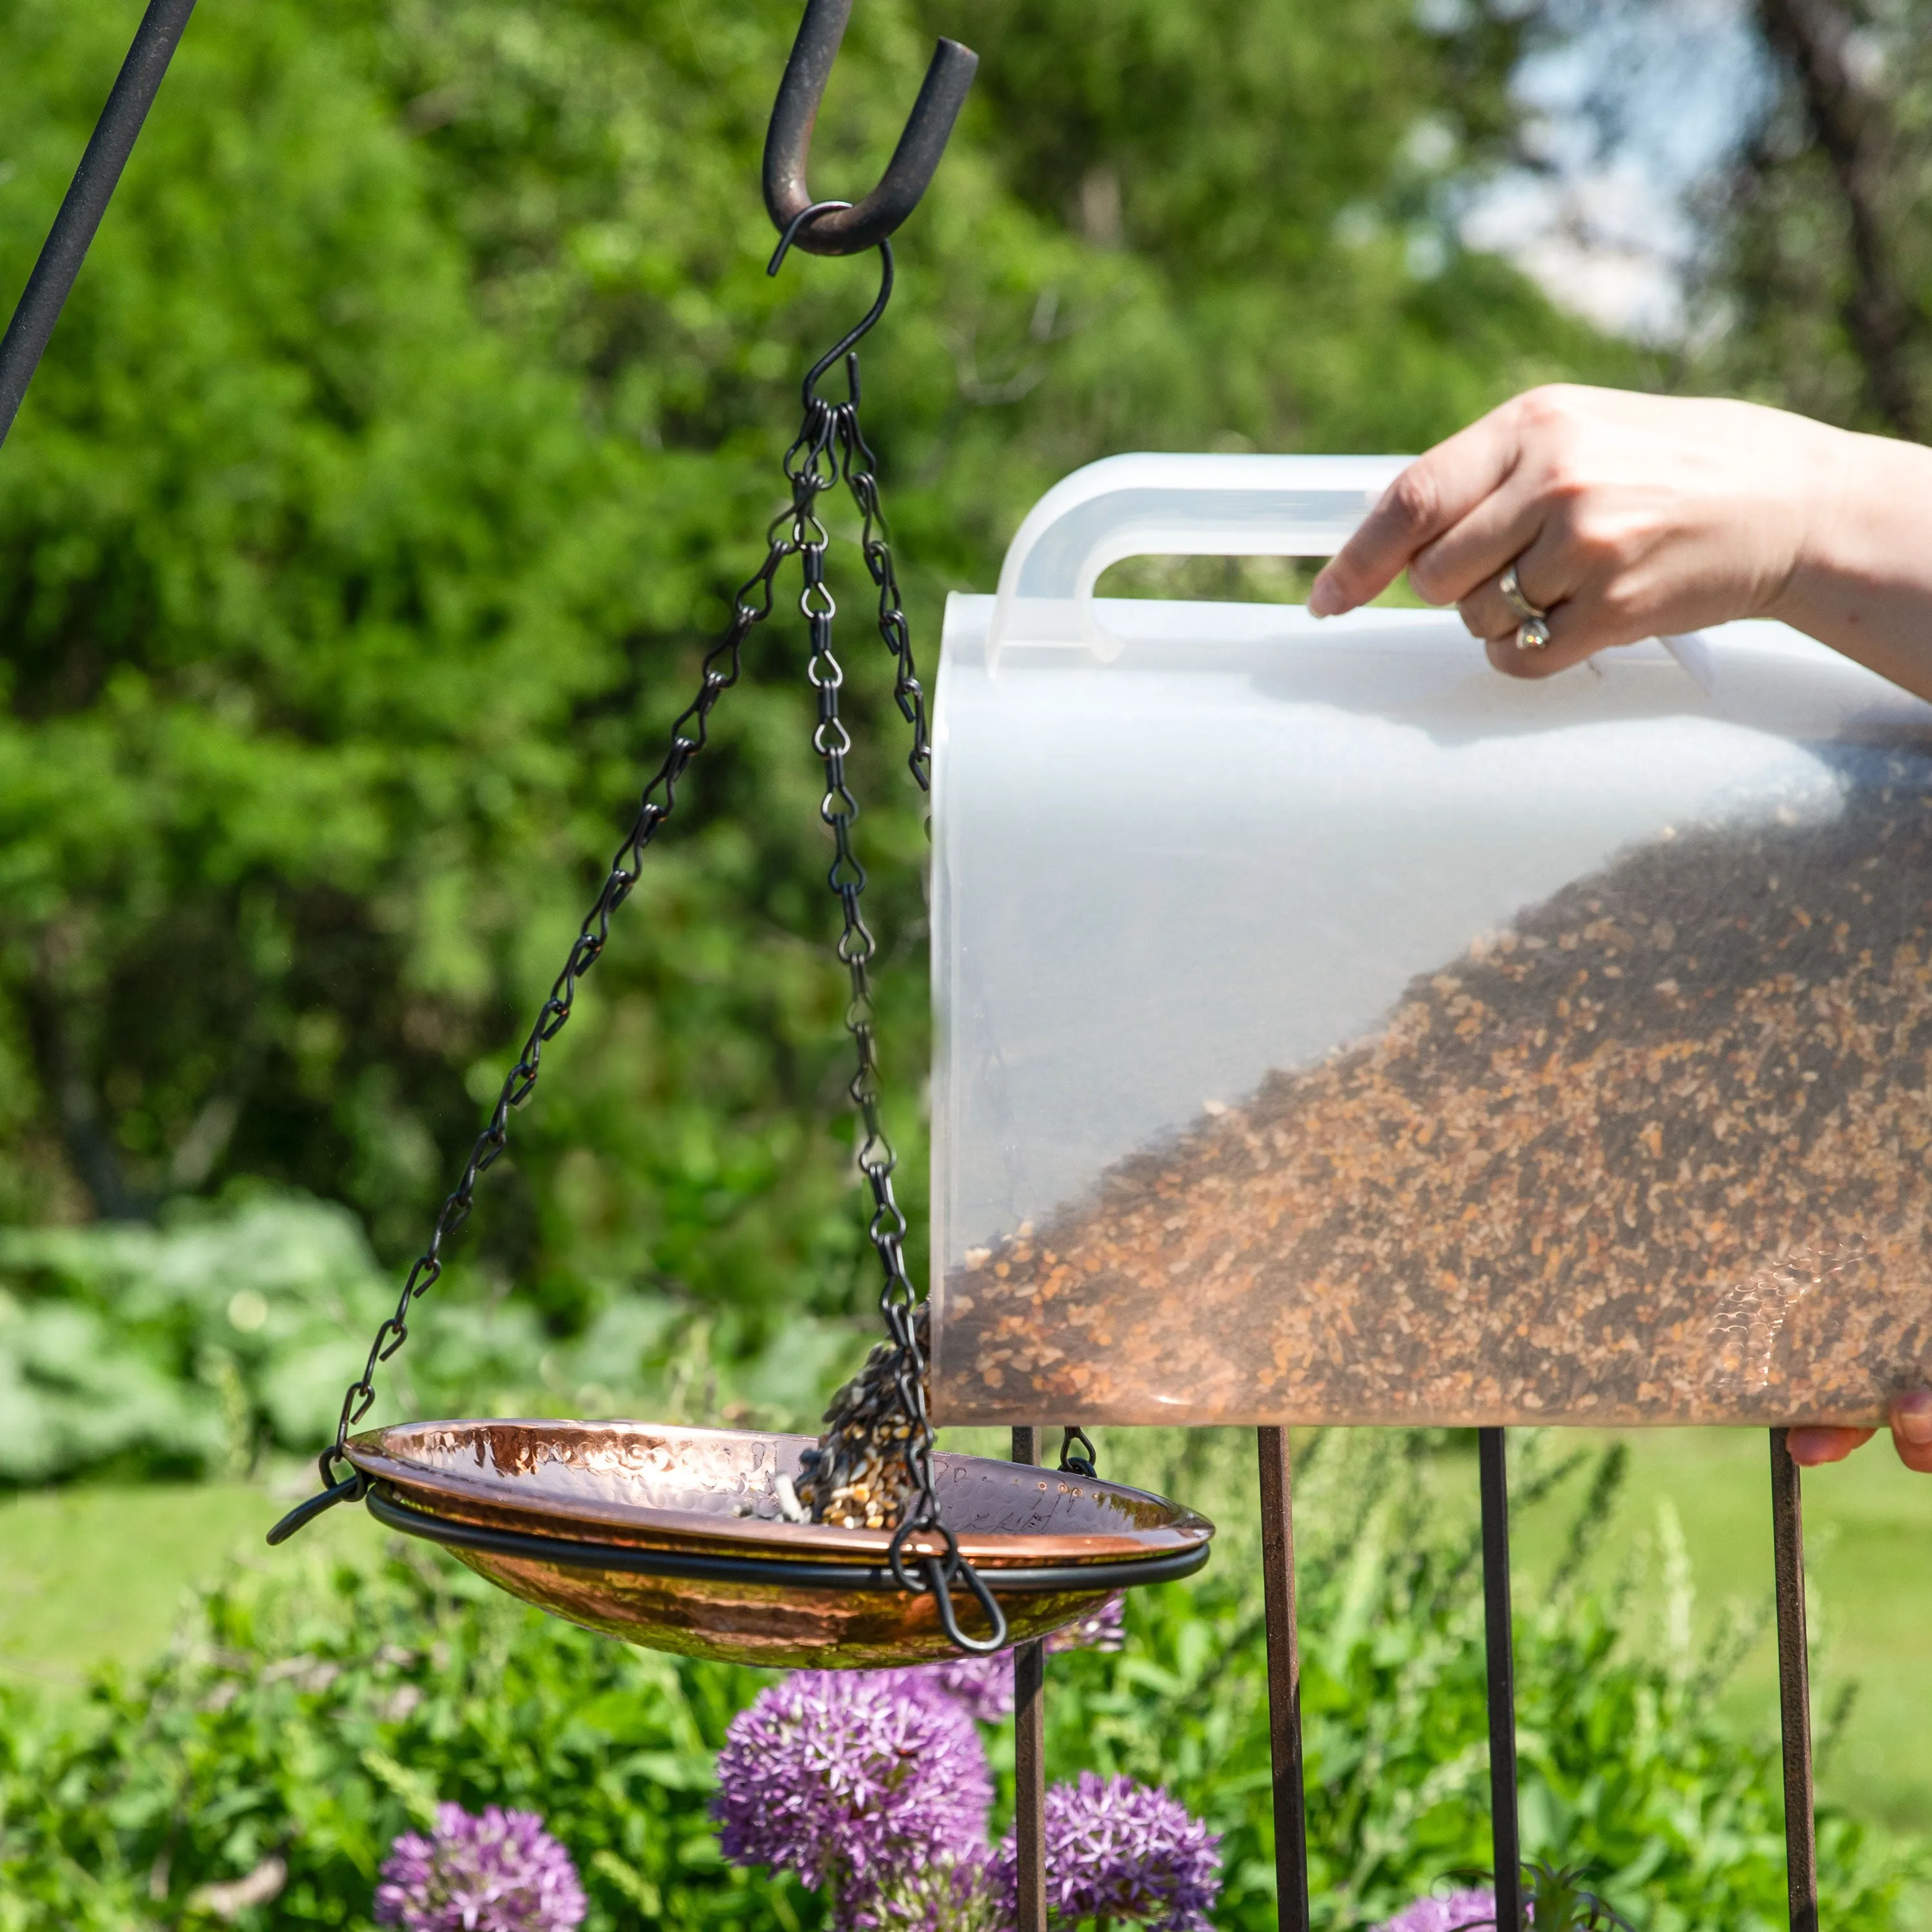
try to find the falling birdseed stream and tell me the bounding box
[799,1305,929,1528]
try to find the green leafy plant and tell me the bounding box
[0,1188,860,1484]
[1034,1429,1920,1932]
[0,1546,794,1932]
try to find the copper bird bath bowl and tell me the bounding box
[349,1420,1213,1667]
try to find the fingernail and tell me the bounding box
[1785,1428,1830,1466]
[1897,1392,1932,1444]
[1307,580,1343,619]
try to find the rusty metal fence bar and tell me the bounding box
[1258,1426,1313,1932]
[1012,1426,1048,1932]
[1479,1428,1524,1932]
[1247,1423,1823,1932]
[1770,1429,1820,1932]
[0,0,197,449]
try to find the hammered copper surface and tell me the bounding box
[347,1421,1211,1666]
[934,791,1932,1428]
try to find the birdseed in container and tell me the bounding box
[934,772,1932,1426]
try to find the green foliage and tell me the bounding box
[0,0,1650,1358]
[0,1543,804,1932]
[0,1432,1916,1930]
[1689,0,1932,441]
[0,1188,858,1484]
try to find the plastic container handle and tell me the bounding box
[986,451,1412,670]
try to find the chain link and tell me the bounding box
[273,239,999,1647]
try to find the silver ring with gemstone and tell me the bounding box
[1498,562,1547,623]
[1516,615,1552,652]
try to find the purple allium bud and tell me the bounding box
[1048,1593,1126,1654]
[853,1847,1011,1932]
[712,1672,993,1900]
[374,1803,585,1932]
[1374,1889,1501,1932]
[997,1772,1220,1932]
[872,1595,1128,1727]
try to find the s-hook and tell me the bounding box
[762,0,978,258]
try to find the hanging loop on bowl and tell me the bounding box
[888,1515,1010,1654]
[265,1468,364,1546]
[923,1553,1012,1656]
[762,0,976,259]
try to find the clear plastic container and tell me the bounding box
[930,452,1932,1428]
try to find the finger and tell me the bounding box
[1890,1391,1932,1473]
[1785,1425,1876,1466]
[1309,410,1520,616]
[1459,515,1576,643]
[1409,469,1551,611]
[1458,551,1567,645]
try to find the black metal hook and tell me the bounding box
[768,215,896,408]
[762,0,977,259]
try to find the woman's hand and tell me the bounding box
[1307,383,1932,704]
[1788,1394,1932,1475]
[1312,385,1932,1479]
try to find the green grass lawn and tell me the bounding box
[0,1471,385,1692]
[5,1427,1929,1904]
[1502,1428,1932,1835]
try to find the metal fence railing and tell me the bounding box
[1004,1425,1821,1932]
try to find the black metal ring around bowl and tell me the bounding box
[365,1484,1211,1594]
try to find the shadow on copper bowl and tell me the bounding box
[346,1419,1215,1667]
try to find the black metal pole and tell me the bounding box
[1479,1428,1522,1932]
[1770,1429,1819,1932]
[1012,1425,1047,1932]
[1257,1426,1312,1932]
[0,0,197,451]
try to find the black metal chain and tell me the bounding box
[782,242,1003,1652]
[270,234,1003,1656]
[268,510,779,1545]
[1059,1426,1099,1477]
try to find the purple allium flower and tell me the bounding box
[998,1772,1220,1932]
[871,1653,1016,1723]
[712,1672,992,1900]
[374,1803,585,1932]
[1374,1889,1501,1932]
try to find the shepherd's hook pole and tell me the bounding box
[0,0,197,451]
[1479,1428,1522,1932]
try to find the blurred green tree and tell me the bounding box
[0,0,1647,1382]
[1511,0,1932,439]
[1710,0,1932,439]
